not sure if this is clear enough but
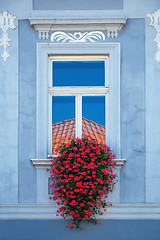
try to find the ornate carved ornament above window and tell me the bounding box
[0,10,16,62]
[29,17,127,41]
[147,9,160,62]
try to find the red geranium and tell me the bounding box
[49,136,117,229]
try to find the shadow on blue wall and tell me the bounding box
[0,220,160,240]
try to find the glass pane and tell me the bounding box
[82,96,105,144]
[52,61,105,86]
[52,96,75,155]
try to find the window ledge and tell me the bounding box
[31,158,126,169]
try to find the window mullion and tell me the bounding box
[75,94,82,139]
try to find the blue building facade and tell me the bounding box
[0,0,160,239]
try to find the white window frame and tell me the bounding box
[48,55,109,155]
[36,43,121,160]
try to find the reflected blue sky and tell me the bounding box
[52,96,75,124]
[52,96,105,126]
[52,61,105,86]
[52,61,105,126]
[82,96,105,126]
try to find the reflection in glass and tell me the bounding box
[52,96,75,155]
[52,61,105,86]
[82,96,105,144]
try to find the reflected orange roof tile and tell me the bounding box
[52,117,105,155]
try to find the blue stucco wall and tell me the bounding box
[120,19,145,202]
[33,0,123,10]
[17,19,145,203]
[1,1,160,239]
[0,0,159,205]
[18,20,37,203]
[0,220,160,240]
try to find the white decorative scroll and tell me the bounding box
[0,10,16,62]
[147,9,160,62]
[51,31,105,43]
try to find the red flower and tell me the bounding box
[75,189,80,192]
[84,210,90,215]
[80,203,84,207]
[50,136,116,229]
[76,181,82,187]
[89,153,94,157]
[69,211,74,216]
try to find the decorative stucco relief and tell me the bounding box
[30,17,126,40]
[147,9,160,62]
[51,31,105,43]
[0,10,16,62]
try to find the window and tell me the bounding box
[35,43,120,160]
[33,43,121,203]
[48,56,109,155]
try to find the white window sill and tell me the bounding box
[31,158,126,169]
[31,158,126,203]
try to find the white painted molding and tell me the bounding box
[147,9,160,62]
[51,31,105,43]
[48,86,109,96]
[36,43,121,159]
[30,17,126,40]
[38,30,49,40]
[1,203,160,220]
[0,10,16,62]
[75,94,82,138]
[35,42,122,202]
[106,24,123,39]
[114,159,126,168]
[31,158,126,169]
[31,159,51,168]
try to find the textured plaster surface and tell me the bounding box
[18,20,37,203]
[145,17,160,202]
[0,0,160,205]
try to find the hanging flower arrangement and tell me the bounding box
[48,136,117,229]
